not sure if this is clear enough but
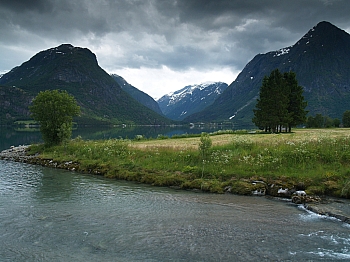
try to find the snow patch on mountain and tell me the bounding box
[273,47,291,57]
[157,81,228,121]
[159,82,227,107]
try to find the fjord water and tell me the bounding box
[0,125,234,151]
[1,160,350,261]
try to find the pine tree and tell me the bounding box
[271,69,290,132]
[253,69,307,132]
[284,72,308,132]
[253,76,271,131]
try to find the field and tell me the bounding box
[28,128,350,198]
[131,128,349,149]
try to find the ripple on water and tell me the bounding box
[0,161,43,196]
[1,160,350,261]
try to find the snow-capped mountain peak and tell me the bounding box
[164,82,226,103]
[157,81,228,121]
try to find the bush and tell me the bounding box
[199,132,212,159]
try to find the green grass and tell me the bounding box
[27,128,350,198]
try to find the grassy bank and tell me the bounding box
[27,128,350,198]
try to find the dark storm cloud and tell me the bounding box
[1,0,350,72]
[0,0,53,12]
[173,0,350,32]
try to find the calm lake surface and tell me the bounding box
[1,127,350,261]
[0,125,239,151]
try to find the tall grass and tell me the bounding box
[28,129,350,197]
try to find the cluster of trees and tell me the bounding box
[306,114,340,128]
[306,111,350,128]
[252,69,308,132]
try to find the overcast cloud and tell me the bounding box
[1,0,350,98]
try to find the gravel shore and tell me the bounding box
[0,145,35,162]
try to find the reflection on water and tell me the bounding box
[0,125,245,151]
[1,160,349,261]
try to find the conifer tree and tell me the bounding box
[253,69,307,132]
[253,76,270,131]
[284,72,308,132]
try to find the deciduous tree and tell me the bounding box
[29,90,80,146]
[343,110,350,127]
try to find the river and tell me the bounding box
[1,127,350,261]
[1,159,350,261]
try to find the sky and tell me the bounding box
[1,0,350,99]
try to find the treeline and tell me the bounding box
[306,110,350,128]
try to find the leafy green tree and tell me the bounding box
[29,90,80,146]
[333,118,341,128]
[306,116,315,128]
[314,114,325,128]
[324,116,334,128]
[343,110,350,127]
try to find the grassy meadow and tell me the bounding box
[28,128,350,198]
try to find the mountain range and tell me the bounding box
[185,21,350,126]
[157,82,228,121]
[1,21,350,127]
[0,44,171,125]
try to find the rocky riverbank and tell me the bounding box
[0,145,34,162]
[1,145,350,224]
[0,146,81,172]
